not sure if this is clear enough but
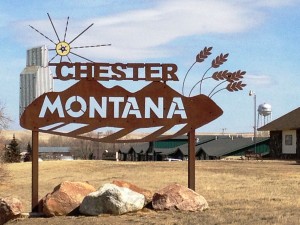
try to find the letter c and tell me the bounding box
[56,62,74,80]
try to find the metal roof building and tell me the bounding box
[38,147,71,160]
[258,107,300,159]
[118,136,270,161]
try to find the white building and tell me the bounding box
[19,45,53,116]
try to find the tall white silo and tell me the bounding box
[19,45,53,117]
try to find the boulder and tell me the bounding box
[42,181,96,217]
[112,180,153,204]
[79,183,145,215]
[152,183,208,211]
[0,197,23,225]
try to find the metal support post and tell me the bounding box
[188,129,195,191]
[32,131,39,212]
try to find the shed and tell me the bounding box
[258,107,300,159]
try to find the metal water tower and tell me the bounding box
[257,103,272,127]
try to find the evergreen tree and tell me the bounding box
[24,142,32,162]
[4,135,20,163]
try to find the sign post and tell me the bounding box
[32,131,39,212]
[188,129,196,191]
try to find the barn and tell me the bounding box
[258,107,300,159]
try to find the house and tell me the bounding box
[258,107,300,159]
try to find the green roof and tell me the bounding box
[198,137,269,157]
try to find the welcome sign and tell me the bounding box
[20,14,246,143]
[21,15,247,210]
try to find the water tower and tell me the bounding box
[257,103,272,127]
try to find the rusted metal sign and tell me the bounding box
[20,49,246,143]
[22,14,247,211]
[20,79,223,142]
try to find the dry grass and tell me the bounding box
[1,160,300,225]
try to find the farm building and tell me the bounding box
[195,136,269,160]
[258,107,300,159]
[38,147,72,160]
[118,135,270,161]
[117,143,150,161]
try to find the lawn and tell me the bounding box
[1,160,300,225]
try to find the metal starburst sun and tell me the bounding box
[29,13,111,64]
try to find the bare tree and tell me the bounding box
[0,102,11,162]
[0,102,11,131]
[47,135,69,147]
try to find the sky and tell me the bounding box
[0,0,300,135]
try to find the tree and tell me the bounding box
[0,102,11,131]
[24,142,32,162]
[4,135,20,163]
[0,102,11,157]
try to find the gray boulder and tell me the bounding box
[79,183,145,215]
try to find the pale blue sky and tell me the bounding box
[0,0,300,134]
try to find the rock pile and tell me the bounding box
[1,180,209,223]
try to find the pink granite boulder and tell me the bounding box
[0,197,23,225]
[42,181,96,216]
[152,183,208,211]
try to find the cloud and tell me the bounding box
[12,0,289,61]
[249,0,299,8]
[244,74,275,87]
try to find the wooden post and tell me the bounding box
[188,129,195,190]
[32,131,39,212]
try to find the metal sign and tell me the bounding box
[22,14,247,211]
[20,78,223,142]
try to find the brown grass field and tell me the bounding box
[1,160,300,225]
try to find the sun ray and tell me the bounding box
[70,51,94,62]
[47,13,60,42]
[49,53,59,63]
[63,16,69,42]
[67,55,72,63]
[71,44,111,49]
[69,23,94,45]
[29,25,56,45]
